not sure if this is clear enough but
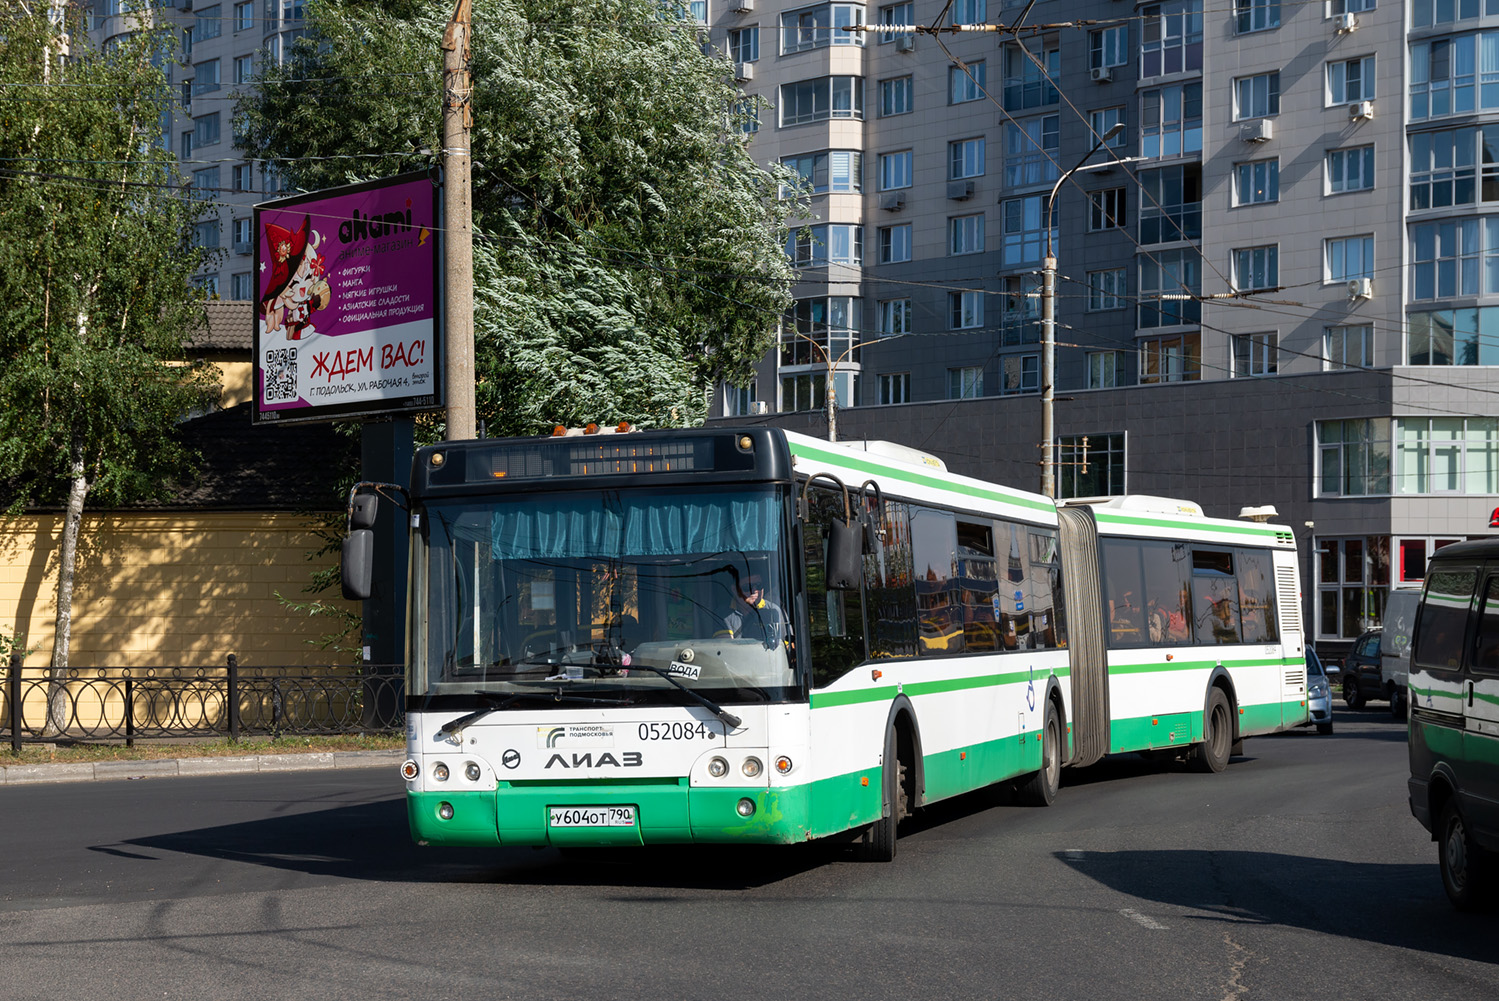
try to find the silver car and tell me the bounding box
[1305,647,1334,735]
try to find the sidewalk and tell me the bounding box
[0,749,403,785]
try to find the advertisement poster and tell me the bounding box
[252,172,442,425]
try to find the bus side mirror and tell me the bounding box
[342,529,374,600]
[350,494,378,530]
[825,518,863,590]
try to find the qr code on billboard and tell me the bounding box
[264,347,298,403]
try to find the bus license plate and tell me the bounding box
[548,806,637,828]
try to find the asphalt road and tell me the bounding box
[1,706,1492,1001]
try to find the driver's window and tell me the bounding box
[804,483,867,687]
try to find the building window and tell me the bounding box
[780,3,865,53]
[1327,55,1374,105]
[235,1,254,30]
[195,5,222,41]
[1138,164,1201,244]
[1411,0,1473,27]
[192,59,220,96]
[1089,187,1127,231]
[1327,145,1375,194]
[949,213,986,255]
[950,291,983,329]
[1233,332,1278,376]
[1141,83,1202,159]
[232,216,252,253]
[192,274,220,296]
[1234,159,1279,205]
[1408,307,1499,365]
[1090,107,1127,148]
[781,373,826,413]
[191,166,219,200]
[281,0,307,22]
[1058,432,1125,498]
[180,131,193,161]
[787,224,864,267]
[878,298,912,333]
[263,161,288,194]
[879,223,912,263]
[879,373,911,404]
[1325,324,1373,369]
[781,297,860,365]
[1090,26,1128,69]
[948,366,984,399]
[725,382,759,417]
[193,113,221,148]
[1000,354,1040,395]
[1001,195,1050,267]
[950,0,986,23]
[1002,42,1058,110]
[735,97,760,134]
[878,150,912,190]
[879,76,913,116]
[1325,234,1374,283]
[688,0,707,22]
[1233,245,1278,292]
[1001,275,1040,345]
[230,272,253,301]
[949,137,986,179]
[1316,536,1392,638]
[234,54,254,85]
[1411,220,1494,299]
[1408,127,1489,208]
[1235,0,1278,33]
[729,26,759,63]
[193,219,219,248]
[1317,418,1390,496]
[1139,332,1202,382]
[877,1,912,42]
[1088,268,1127,310]
[1333,0,1376,12]
[1234,71,1280,119]
[1138,249,1201,327]
[781,150,863,195]
[1087,351,1125,387]
[779,76,864,126]
[1396,417,1499,494]
[1409,36,1496,120]
[1140,0,1203,78]
[950,61,987,105]
[1004,115,1058,186]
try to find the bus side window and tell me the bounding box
[1234,548,1279,644]
[805,483,868,687]
[1475,577,1499,674]
[1028,528,1064,650]
[1190,548,1241,645]
[912,508,964,656]
[1101,538,1146,647]
[866,500,919,660]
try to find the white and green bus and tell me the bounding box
[341,427,1307,859]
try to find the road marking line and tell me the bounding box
[1120,908,1168,930]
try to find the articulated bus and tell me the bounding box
[342,427,1306,860]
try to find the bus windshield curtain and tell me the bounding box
[489,493,781,560]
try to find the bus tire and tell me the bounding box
[1190,688,1233,774]
[1439,799,1493,911]
[855,726,905,862]
[1017,701,1061,807]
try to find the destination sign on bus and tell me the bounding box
[432,435,762,486]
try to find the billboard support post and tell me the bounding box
[441,0,476,442]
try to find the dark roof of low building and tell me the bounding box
[185,300,254,353]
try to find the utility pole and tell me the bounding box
[442,0,476,441]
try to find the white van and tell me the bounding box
[1381,586,1422,718]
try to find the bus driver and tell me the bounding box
[722,571,788,649]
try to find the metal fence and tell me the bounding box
[1,654,404,751]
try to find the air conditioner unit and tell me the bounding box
[731,0,754,11]
[894,34,915,52]
[1334,11,1357,32]
[734,61,754,82]
[946,179,974,200]
[1240,118,1274,143]
[879,191,906,211]
[1090,66,1112,83]
[1347,277,1373,299]
[1351,100,1374,121]
[750,400,769,415]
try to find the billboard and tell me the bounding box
[252,172,442,425]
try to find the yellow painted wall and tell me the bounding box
[0,511,359,670]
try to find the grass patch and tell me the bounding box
[1,733,403,764]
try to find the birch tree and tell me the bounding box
[0,10,221,718]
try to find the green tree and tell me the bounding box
[238,0,795,435]
[0,9,222,722]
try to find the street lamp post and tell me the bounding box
[788,331,870,442]
[1040,122,1124,499]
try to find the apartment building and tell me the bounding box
[88,0,305,301]
[708,0,1499,650]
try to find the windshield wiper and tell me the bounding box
[616,664,742,730]
[437,689,633,736]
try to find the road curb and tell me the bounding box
[0,750,403,785]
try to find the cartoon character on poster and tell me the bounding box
[260,213,331,341]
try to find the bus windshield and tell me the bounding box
[409,484,797,701]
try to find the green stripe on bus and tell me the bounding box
[810,666,1070,709]
[1107,656,1289,676]
[1093,511,1283,541]
[788,440,1056,515]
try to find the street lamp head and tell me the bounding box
[1101,122,1125,143]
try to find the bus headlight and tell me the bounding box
[742,756,763,778]
[438,802,454,820]
[432,762,450,782]
[708,756,729,778]
[400,759,419,780]
[736,798,756,817]
[775,755,793,775]
[464,762,481,782]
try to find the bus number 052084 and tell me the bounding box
[638,721,714,741]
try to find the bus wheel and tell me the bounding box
[1190,688,1232,774]
[855,726,905,862]
[1017,702,1061,806]
[1439,800,1492,911]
